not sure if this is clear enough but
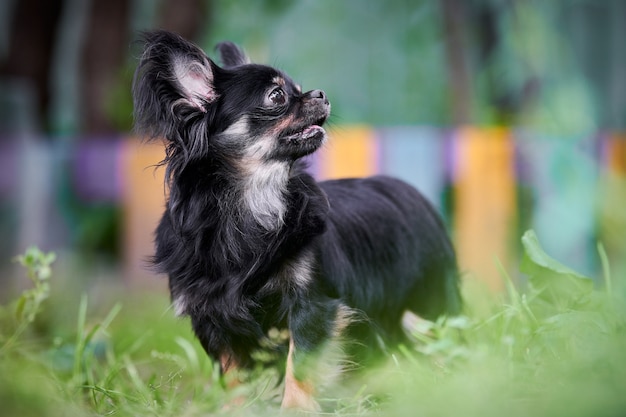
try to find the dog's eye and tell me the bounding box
[268,88,287,106]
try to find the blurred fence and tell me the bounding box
[1,127,624,290]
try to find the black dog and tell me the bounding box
[132,30,461,410]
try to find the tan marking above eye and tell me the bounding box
[272,76,286,87]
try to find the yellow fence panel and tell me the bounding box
[121,138,167,287]
[453,127,517,291]
[317,126,378,180]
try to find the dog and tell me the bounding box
[132,30,461,411]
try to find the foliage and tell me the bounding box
[0,232,625,416]
[1,247,55,353]
[199,1,624,130]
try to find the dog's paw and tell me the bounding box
[280,383,321,413]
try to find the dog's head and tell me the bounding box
[132,31,330,175]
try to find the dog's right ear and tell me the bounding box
[132,30,218,140]
[216,41,250,68]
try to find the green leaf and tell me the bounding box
[15,296,27,320]
[38,265,51,281]
[43,252,57,265]
[520,230,593,307]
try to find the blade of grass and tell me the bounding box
[495,256,538,328]
[175,336,200,370]
[242,375,274,409]
[73,294,88,380]
[495,256,522,312]
[122,355,154,402]
[597,242,612,295]
[82,303,122,354]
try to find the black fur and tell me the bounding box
[132,30,461,379]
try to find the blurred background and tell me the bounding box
[1,0,625,296]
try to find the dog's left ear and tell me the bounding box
[216,41,250,68]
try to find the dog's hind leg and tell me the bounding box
[407,265,462,321]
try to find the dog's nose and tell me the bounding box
[306,89,329,105]
[310,89,326,100]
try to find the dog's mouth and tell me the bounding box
[283,124,326,142]
[281,119,327,143]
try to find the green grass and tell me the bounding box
[1,233,625,417]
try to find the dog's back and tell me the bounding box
[316,175,461,354]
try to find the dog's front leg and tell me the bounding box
[218,353,248,409]
[220,353,240,389]
[281,336,320,411]
[281,298,351,411]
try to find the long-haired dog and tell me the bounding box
[132,30,461,411]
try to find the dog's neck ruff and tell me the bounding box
[220,119,290,231]
[242,159,289,231]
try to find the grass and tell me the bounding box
[1,232,625,417]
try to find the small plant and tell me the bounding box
[0,246,56,353]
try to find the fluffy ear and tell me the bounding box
[216,41,250,68]
[132,30,218,139]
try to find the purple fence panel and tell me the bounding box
[73,138,124,202]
